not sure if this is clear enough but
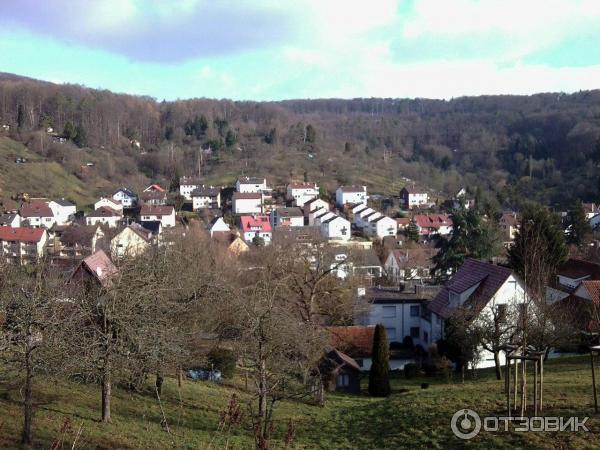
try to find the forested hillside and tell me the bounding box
[1,72,600,207]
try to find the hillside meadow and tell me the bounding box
[0,356,598,449]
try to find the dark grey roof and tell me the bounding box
[113,187,137,198]
[52,198,75,207]
[191,187,220,197]
[366,286,441,304]
[276,207,303,217]
[140,220,161,234]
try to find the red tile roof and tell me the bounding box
[414,214,453,231]
[79,250,117,286]
[580,280,600,305]
[87,206,121,218]
[0,226,45,243]
[429,259,514,319]
[240,215,272,233]
[140,205,174,216]
[501,212,519,227]
[328,326,375,358]
[288,182,317,189]
[20,201,53,218]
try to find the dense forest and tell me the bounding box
[1,72,600,208]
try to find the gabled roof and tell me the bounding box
[580,280,600,305]
[275,207,303,217]
[338,185,366,193]
[113,187,137,197]
[389,247,437,268]
[51,198,75,207]
[60,225,101,246]
[237,176,265,185]
[0,226,45,243]
[0,213,18,226]
[324,349,361,372]
[558,259,600,281]
[232,192,261,200]
[140,191,167,201]
[429,259,514,319]
[304,197,327,207]
[191,186,220,197]
[501,212,519,227]
[180,176,203,185]
[288,182,317,189]
[140,205,174,216]
[75,250,117,287]
[20,202,53,218]
[328,326,375,358]
[144,184,165,192]
[414,214,453,229]
[87,206,121,218]
[125,224,153,242]
[240,215,272,233]
[322,215,346,225]
[401,186,426,194]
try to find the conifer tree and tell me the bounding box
[368,324,391,397]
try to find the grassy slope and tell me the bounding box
[0,137,98,208]
[0,356,599,449]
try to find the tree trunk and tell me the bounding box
[494,351,503,380]
[177,366,183,388]
[22,350,33,445]
[155,371,164,396]
[101,359,112,423]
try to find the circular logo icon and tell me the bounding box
[451,409,481,440]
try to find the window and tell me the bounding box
[410,327,420,339]
[386,327,397,341]
[410,305,420,317]
[382,306,396,318]
[337,373,350,387]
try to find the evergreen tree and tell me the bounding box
[368,324,391,397]
[406,219,419,242]
[73,125,87,148]
[305,124,316,143]
[225,130,237,147]
[566,200,591,246]
[63,121,77,140]
[17,104,25,130]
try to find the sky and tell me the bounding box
[1,0,600,101]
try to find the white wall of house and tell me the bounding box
[320,216,351,241]
[209,217,230,236]
[94,198,123,212]
[236,179,267,193]
[111,227,150,258]
[180,183,202,200]
[0,231,47,263]
[192,194,220,210]
[26,215,56,229]
[287,186,319,206]
[141,211,175,228]
[1,214,21,227]
[233,197,262,214]
[86,215,120,228]
[363,302,431,347]
[335,187,367,207]
[243,230,272,244]
[271,210,304,227]
[368,216,397,239]
[48,202,76,226]
[112,190,137,207]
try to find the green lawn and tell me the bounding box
[0,356,599,449]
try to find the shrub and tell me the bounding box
[404,363,418,379]
[207,348,236,378]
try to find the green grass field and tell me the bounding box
[0,137,99,208]
[0,356,599,449]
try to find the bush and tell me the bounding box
[207,348,236,378]
[404,363,418,379]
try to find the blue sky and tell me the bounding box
[1,0,600,101]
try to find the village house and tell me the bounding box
[143,184,166,193]
[111,225,153,259]
[71,249,117,287]
[303,197,329,224]
[240,215,272,245]
[94,197,123,213]
[48,199,76,226]
[286,182,319,207]
[500,212,519,243]
[271,207,304,228]
[428,258,526,369]
[56,225,104,260]
[396,217,410,231]
[320,215,351,241]
[555,258,600,292]
[384,247,437,284]
[314,209,336,227]
[353,206,382,229]
[140,190,168,206]
[86,207,122,228]
[413,214,453,237]
[212,231,250,256]
[583,203,599,220]
[236,176,269,193]
[357,285,441,357]
[335,185,368,208]
[140,205,176,228]
[366,215,397,239]
[208,217,230,237]
[0,226,48,264]
[179,176,204,200]
[20,201,56,229]
[330,249,383,282]
[232,192,262,214]
[112,187,138,208]
[319,349,362,394]
[399,186,428,209]
[0,212,21,228]
[191,186,221,210]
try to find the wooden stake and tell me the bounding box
[540,356,543,414]
[592,351,598,414]
[506,358,511,417]
[533,360,538,416]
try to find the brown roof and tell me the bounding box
[77,250,117,286]
[325,349,361,372]
[237,176,265,185]
[60,225,100,247]
[581,280,600,305]
[501,212,519,227]
[275,207,303,217]
[140,205,174,216]
[0,226,45,243]
[20,201,53,218]
[87,206,121,218]
[429,259,514,319]
[389,247,437,269]
[0,198,20,212]
[401,186,424,194]
[140,191,167,201]
[232,192,261,200]
[288,182,317,189]
[339,185,366,193]
[558,259,600,281]
[328,326,374,358]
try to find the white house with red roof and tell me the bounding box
[233,192,262,214]
[413,214,453,237]
[335,185,367,208]
[286,182,319,207]
[140,205,176,228]
[19,201,56,229]
[240,215,272,244]
[428,259,526,368]
[0,226,47,264]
